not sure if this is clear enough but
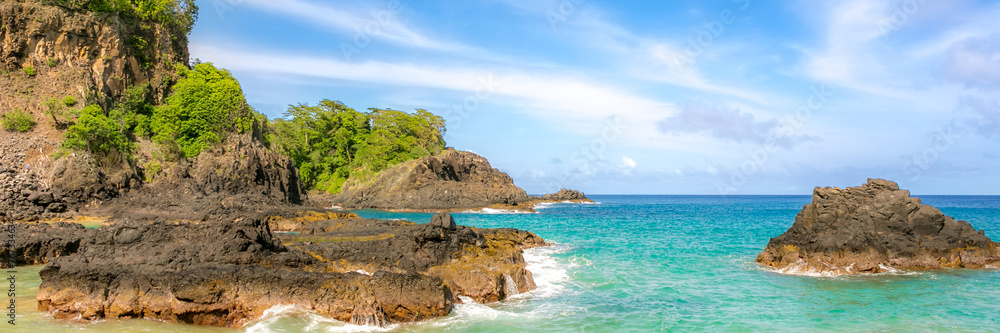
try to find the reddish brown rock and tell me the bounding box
[757,179,1000,275]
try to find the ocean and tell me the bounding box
[11,195,1000,332]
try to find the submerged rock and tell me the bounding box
[757,179,1000,275]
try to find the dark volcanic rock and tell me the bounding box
[430,213,457,230]
[0,222,94,268]
[37,216,453,327]
[334,148,530,210]
[757,179,1000,275]
[285,216,547,303]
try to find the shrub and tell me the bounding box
[23,66,36,77]
[150,62,263,158]
[62,95,77,107]
[42,0,199,35]
[63,105,132,161]
[46,57,58,67]
[1,110,37,132]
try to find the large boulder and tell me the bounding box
[430,213,457,230]
[757,179,1000,275]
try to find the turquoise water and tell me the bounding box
[12,196,1000,332]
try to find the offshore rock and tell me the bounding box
[757,179,1000,275]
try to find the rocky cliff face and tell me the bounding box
[0,0,193,219]
[334,148,531,210]
[757,179,1000,275]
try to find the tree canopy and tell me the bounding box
[271,100,446,193]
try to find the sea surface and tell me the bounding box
[11,195,1000,332]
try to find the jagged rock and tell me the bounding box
[285,217,547,304]
[37,215,454,327]
[334,148,530,210]
[430,213,457,230]
[757,179,1000,275]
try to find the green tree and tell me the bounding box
[271,100,446,194]
[63,105,132,165]
[150,63,263,158]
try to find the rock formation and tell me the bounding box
[36,214,455,327]
[285,213,546,304]
[334,148,530,210]
[757,179,1000,275]
[332,148,592,211]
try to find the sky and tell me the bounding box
[189,0,1000,195]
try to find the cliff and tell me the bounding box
[0,1,302,221]
[757,179,1000,275]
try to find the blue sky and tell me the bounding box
[190,0,1000,195]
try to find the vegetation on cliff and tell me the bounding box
[271,100,446,194]
[43,0,198,34]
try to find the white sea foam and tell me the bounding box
[767,260,922,278]
[463,207,536,214]
[244,304,398,333]
[510,244,571,300]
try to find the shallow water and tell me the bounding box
[10,195,1000,332]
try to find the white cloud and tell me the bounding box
[622,156,637,168]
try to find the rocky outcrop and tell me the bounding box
[0,222,94,268]
[542,188,588,201]
[757,179,1000,275]
[283,213,547,304]
[334,149,530,210]
[332,148,592,211]
[36,214,454,327]
[99,134,305,221]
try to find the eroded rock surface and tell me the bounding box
[757,179,1000,275]
[36,214,453,327]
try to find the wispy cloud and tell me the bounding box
[191,44,675,135]
[656,101,820,149]
[239,0,466,53]
[941,34,1000,89]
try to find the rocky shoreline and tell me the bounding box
[27,209,544,328]
[757,179,1000,275]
